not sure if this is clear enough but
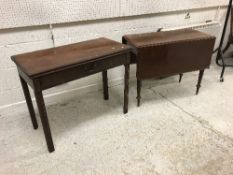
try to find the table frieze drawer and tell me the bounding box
[39,53,129,90]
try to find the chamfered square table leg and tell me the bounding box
[102,70,109,100]
[137,79,141,107]
[124,64,130,114]
[196,70,205,95]
[19,76,38,129]
[34,90,55,152]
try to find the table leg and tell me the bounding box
[196,70,205,95]
[19,76,38,129]
[137,79,141,107]
[34,91,55,152]
[102,70,109,100]
[124,64,130,114]
[179,74,183,83]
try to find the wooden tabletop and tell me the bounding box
[12,38,131,77]
[123,29,215,48]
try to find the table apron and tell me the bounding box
[36,54,130,91]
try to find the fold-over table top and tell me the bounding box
[123,29,215,48]
[12,38,131,77]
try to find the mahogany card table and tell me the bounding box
[12,38,131,152]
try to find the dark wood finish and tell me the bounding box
[179,74,183,83]
[196,70,205,95]
[19,76,38,129]
[137,80,141,107]
[12,38,131,77]
[102,70,109,100]
[34,90,55,153]
[37,53,128,90]
[12,38,131,152]
[124,62,130,114]
[123,29,216,105]
[123,29,214,49]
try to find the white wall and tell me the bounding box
[0,1,229,110]
[0,0,228,29]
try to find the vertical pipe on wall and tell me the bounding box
[49,24,56,48]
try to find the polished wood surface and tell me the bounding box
[12,38,131,77]
[135,39,215,79]
[123,29,216,106]
[123,29,214,48]
[19,76,38,129]
[12,38,131,152]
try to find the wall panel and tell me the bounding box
[0,0,228,29]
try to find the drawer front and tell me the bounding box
[39,53,130,90]
[137,38,215,79]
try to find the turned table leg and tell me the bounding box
[34,90,55,152]
[124,64,130,114]
[102,70,109,100]
[19,76,38,129]
[196,70,205,95]
[137,79,141,107]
